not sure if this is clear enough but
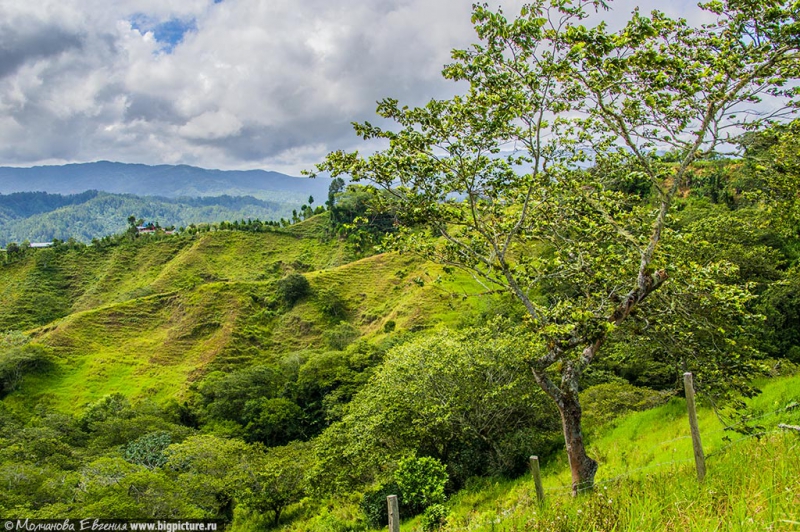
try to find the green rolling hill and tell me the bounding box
[0,216,487,413]
[0,199,796,530]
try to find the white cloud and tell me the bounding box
[179,110,242,140]
[0,0,711,174]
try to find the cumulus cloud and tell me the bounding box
[179,110,242,140]
[0,0,706,174]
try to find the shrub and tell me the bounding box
[394,456,448,514]
[1,330,29,349]
[311,326,562,491]
[421,503,448,532]
[242,397,304,446]
[758,266,800,359]
[323,322,360,350]
[0,344,53,398]
[123,431,172,469]
[317,288,347,318]
[276,273,310,307]
[197,366,281,424]
[360,481,405,529]
[383,320,396,333]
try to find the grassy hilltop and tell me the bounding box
[0,214,486,413]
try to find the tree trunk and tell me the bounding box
[532,365,598,497]
[558,392,597,496]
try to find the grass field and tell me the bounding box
[408,373,800,532]
[271,373,800,532]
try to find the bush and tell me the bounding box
[421,504,448,532]
[197,366,281,424]
[276,273,310,307]
[311,326,562,491]
[360,481,405,529]
[317,288,347,318]
[242,397,304,446]
[123,431,172,469]
[759,266,800,359]
[394,456,448,514]
[0,344,53,398]
[383,320,396,333]
[323,322,360,350]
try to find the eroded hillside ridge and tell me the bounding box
[0,218,486,410]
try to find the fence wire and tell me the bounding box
[533,403,797,497]
[443,400,799,531]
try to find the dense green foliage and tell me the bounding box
[0,333,51,398]
[0,1,799,530]
[315,0,800,492]
[0,208,494,524]
[0,154,797,528]
[0,191,100,221]
[275,273,311,307]
[394,456,448,513]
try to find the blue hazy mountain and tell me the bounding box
[0,191,300,246]
[0,161,331,200]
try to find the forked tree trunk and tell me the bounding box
[558,392,597,496]
[528,272,669,496]
[533,366,598,496]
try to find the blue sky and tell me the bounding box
[129,15,198,52]
[0,0,718,174]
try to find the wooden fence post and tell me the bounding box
[529,455,545,505]
[387,494,400,532]
[683,372,706,482]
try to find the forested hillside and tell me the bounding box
[0,141,798,529]
[1,1,799,530]
[0,191,298,246]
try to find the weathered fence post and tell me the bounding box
[387,494,400,532]
[529,455,545,505]
[683,372,706,482]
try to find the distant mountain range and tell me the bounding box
[0,161,332,201]
[0,191,299,246]
[0,162,335,246]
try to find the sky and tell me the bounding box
[0,0,707,175]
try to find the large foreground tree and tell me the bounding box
[314,0,799,494]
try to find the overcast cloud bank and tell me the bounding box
[0,0,703,174]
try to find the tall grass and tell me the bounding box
[442,433,799,531]
[417,374,800,531]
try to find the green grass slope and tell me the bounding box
[1,218,489,413]
[18,286,244,409]
[402,374,800,532]
[0,224,352,330]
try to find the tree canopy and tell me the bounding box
[314,0,800,493]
